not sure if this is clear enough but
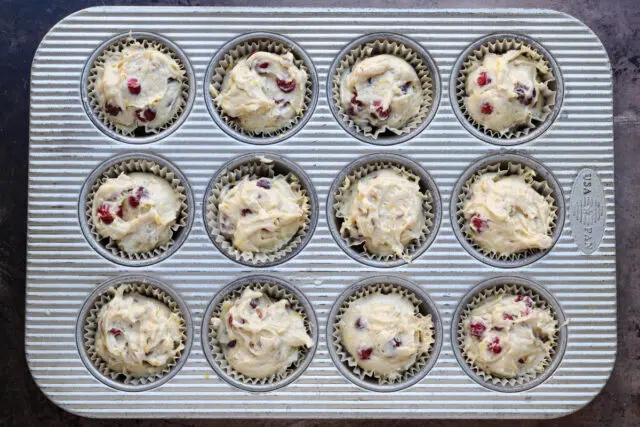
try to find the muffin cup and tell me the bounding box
[327,33,441,145]
[203,153,318,267]
[78,152,195,267]
[327,153,441,268]
[326,276,442,392]
[76,275,193,392]
[450,153,565,268]
[201,275,318,392]
[204,32,318,145]
[82,32,195,144]
[450,33,564,146]
[451,276,567,393]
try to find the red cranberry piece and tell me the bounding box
[276,78,296,93]
[470,321,486,339]
[128,186,147,208]
[261,228,270,233]
[127,78,141,95]
[135,107,156,122]
[256,178,271,189]
[372,100,391,119]
[503,313,514,321]
[97,203,114,224]
[354,317,366,330]
[227,339,237,348]
[514,82,534,105]
[227,315,233,327]
[480,101,493,115]
[357,347,373,360]
[476,71,491,87]
[350,92,364,109]
[240,208,252,216]
[250,299,259,309]
[257,62,269,69]
[391,337,402,348]
[516,295,533,308]
[488,337,502,354]
[518,357,525,364]
[109,328,122,337]
[104,102,121,116]
[116,205,123,218]
[470,214,488,233]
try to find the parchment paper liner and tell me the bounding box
[86,35,190,137]
[84,157,189,262]
[456,160,557,262]
[331,37,434,139]
[456,37,557,140]
[333,161,434,263]
[205,158,312,266]
[457,283,560,388]
[207,281,314,386]
[209,37,313,138]
[82,281,187,386]
[331,282,435,385]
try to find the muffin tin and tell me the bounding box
[26,7,615,419]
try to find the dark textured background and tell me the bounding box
[2,0,638,425]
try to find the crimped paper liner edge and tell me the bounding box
[456,161,558,261]
[331,37,434,139]
[456,283,560,387]
[84,157,189,261]
[209,38,313,138]
[205,160,312,265]
[333,161,434,263]
[456,37,557,139]
[86,37,189,136]
[331,282,435,385]
[207,282,313,385]
[82,282,187,385]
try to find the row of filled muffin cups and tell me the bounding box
[80,151,564,269]
[77,273,567,394]
[82,30,563,147]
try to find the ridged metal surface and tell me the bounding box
[26,7,615,419]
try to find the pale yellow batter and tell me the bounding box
[340,54,421,134]
[211,288,313,379]
[462,293,556,378]
[94,287,183,376]
[465,49,546,134]
[218,175,306,254]
[96,43,184,130]
[213,51,307,133]
[338,169,425,258]
[462,173,553,255]
[92,173,181,254]
[339,293,433,380]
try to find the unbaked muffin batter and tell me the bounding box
[92,173,181,254]
[96,43,184,131]
[94,286,183,376]
[218,175,306,254]
[462,173,553,255]
[465,49,546,134]
[338,169,425,258]
[462,293,557,378]
[340,54,421,133]
[213,51,308,133]
[339,293,433,380]
[211,288,313,379]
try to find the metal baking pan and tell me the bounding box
[26,6,615,419]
